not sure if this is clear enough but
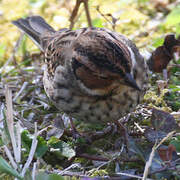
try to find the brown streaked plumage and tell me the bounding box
[12,16,149,124]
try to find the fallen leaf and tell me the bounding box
[158,144,176,162]
[151,108,178,133]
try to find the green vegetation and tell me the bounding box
[0,0,179,179]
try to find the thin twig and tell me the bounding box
[115,172,153,180]
[52,169,154,180]
[142,142,157,180]
[69,0,92,29]
[134,122,145,133]
[83,0,92,27]
[89,124,113,141]
[57,163,81,175]
[142,131,175,179]
[96,6,119,30]
[96,6,112,25]
[37,125,53,136]
[156,131,175,149]
[52,170,91,178]
[69,0,82,29]
[13,82,28,102]
[149,166,168,175]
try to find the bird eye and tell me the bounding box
[133,69,137,79]
[100,76,108,80]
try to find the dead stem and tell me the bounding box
[69,0,92,29]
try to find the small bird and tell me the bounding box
[12,16,149,124]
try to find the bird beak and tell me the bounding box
[124,73,141,91]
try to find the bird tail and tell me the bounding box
[12,16,56,51]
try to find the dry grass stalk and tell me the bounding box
[21,122,38,177]
[142,131,176,179]
[5,85,18,163]
[3,145,17,169]
[32,162,37,180]
[4,85,38,177]
[16,122,21,163]
[13,82,28,102]
[116,172,153,180]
